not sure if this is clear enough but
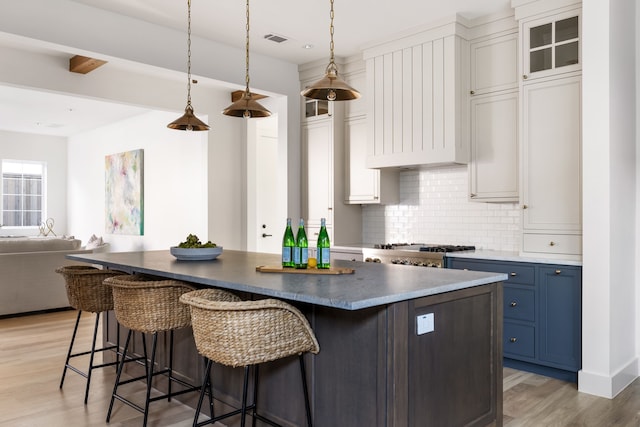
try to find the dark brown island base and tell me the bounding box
[68,250,506,427]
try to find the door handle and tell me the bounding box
[262,233,272,238]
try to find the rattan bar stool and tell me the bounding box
[104,274,200,427]
[180,289,320,427]
[55,265,125,404]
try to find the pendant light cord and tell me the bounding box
[329,0,335,65]
[244,0,251,96]
[186,0,193,108]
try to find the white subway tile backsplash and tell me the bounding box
[362,165,521,251]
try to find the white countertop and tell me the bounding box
[445,249,583,266]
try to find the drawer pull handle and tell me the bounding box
[509,337,517,343]
[510,301,517,307]
[509,272,517,277]
[555,269,562,275]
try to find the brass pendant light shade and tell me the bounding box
[223,0,271,118]
[223,93,271,118]
[167,104,210,131]
[301,62,361,101]
[302,0,360,102]
[168,0,209,131]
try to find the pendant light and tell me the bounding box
[223,0,271,118]
[167,0,210,131]
[301,0,360,101]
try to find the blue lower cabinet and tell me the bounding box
[504,322,535,358]
[538,265,582,371]
[504,286,536,322]
[448,257,582,383]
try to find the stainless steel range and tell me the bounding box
[362,243,475,268]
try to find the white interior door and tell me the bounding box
[247,115,281,254]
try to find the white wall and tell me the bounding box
[68,111,208,252]
[0,130,68,237]
[579,0,638,398]
[363,166,521,250]
[0,0,301,226]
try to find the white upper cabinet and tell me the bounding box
[340,64,399,205]
[521,75,582,251]
[469,91,519,202]
[344,115,399,204]
[468,27,519,202]
[522,9,581,81]
[513,1,583,259]
[470,32,519,96]
[363,24,470,169]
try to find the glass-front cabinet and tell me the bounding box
[304,99,329,119]
[523,10,580,80]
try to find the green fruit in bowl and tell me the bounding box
[177,234,217,248]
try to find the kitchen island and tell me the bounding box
[69,250,506,427]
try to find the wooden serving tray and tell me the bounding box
[256,265,355,275]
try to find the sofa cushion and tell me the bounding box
[0,237,82,254]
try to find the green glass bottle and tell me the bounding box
[294,218,308,269]
[317,217,330,269]
[282,218,295,268]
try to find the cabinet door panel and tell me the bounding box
[538,266,581,370]
[448,258,535,286]
[470,91,519,201]
[504,322,535,358]
[504,286,535,322]
[522,10,581,80]
[304,121,332,224]
[522,75,581,231]
[470,33,518,95]
[345,117,379,203]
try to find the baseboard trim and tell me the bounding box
[578,357,639,398]
[0,306,73,320]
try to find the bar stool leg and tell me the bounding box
[60,311,82,390]
[107,329,134,422]
[193,358,213,427]
[83,312,101,404]
[206,358,215,420]
[143,332,159,427]
[240,365,250,427]
[168,330,174,402]
[299,355,313,427]
[251,365,259,427]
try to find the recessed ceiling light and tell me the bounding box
[302,44,313,49]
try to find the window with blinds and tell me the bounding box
[1,160,46,227]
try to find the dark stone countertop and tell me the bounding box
[68,249,507,310]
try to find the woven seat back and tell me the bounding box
[55,265,123,313]
[105,275,196,334]
[180,292,320,368]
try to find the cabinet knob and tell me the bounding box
[510,301,517,307]
[509,272,517,277]
[523,75,528,80]
[470,90,475,95]
[555,269,562,275]
[522,205,528,209]
[549,241,556,246]
[509,337,517,343]
[470,193,477,198]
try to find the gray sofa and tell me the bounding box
[0,237,98,316]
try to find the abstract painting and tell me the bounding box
[105,149,144,235]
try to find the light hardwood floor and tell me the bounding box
[1,310,639,427]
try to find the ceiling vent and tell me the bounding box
[263,33,289,44]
